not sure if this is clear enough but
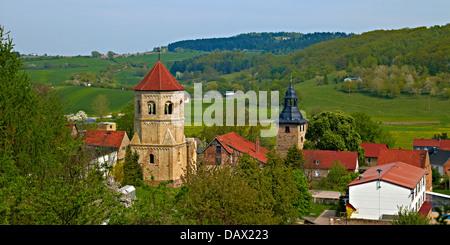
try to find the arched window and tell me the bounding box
[148,101,156,115]
[137,100,141,115]
[285,126,290,133]
[150,154,155,164]
[164,101,173,115]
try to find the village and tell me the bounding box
[70,60,450,225]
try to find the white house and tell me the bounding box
[347,161,427,220]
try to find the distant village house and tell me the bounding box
[302,150,359,180]
[202,132,268,166]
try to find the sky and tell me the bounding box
[1,0,449,56]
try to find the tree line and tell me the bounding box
[168,32,352,54]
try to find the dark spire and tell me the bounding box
[278,78,307,124]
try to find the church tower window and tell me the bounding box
[148,101,156,115]
[150,154,155,164]
[165,101,173,115]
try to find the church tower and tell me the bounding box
[276,81,308,157]
[129,61,194,186]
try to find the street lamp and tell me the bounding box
[376,169,382,189]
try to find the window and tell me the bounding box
[315,169,319,177]
[315,160,320,165]
[301,125,304,131]
[164,101,173,115]
[150,154,155,164]
[285,126,290,133]
[216,145,221,154]
[148,101,156,115]
[215,156,222,165]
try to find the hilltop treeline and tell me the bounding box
[171,25,450,98]
[168,32,351,54]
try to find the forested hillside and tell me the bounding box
[168,32,351,53]
[171,24,450,99]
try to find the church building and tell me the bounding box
[129,61,197,187]
[276,81,308,157]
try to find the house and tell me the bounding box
[429,149,450,176]
[377,148,432,191]
[83,130,130,161]
[344,77,362,82]
[302,150,359,180]
[347,162,429,220]
[360,142,388,167]
[413,138,450,153]
[202,132,268,166]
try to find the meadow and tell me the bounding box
[24,51,206,87]
[55,86,133,115]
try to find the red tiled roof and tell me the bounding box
[348,161,427,189]
[377,149,428,169]
[215,132,269,163]
[83,130,126,148]
[132,61,185,91]
[302,150,358,170]
[413,138,441,147]
[360,142,388,158]
[441,140,450,150]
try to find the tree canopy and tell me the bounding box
[0,26,125,224]
[305,110,365,163]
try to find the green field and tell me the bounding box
[56,86,133,115]
[24,51,206,87]
[293,79,450,149]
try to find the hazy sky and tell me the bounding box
[1,0,449,56]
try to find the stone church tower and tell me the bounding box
[276,81,308,157]
[129,61,196,186]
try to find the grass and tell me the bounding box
[295,79,450,123]
[305,203,337,218]
[380,123,450,149]
[55,86,133,115]
[24,51,206,87]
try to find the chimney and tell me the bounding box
[255,138,259,154]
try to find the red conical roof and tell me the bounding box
[132,61,185,91]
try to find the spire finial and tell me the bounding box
[158,47,161,61]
